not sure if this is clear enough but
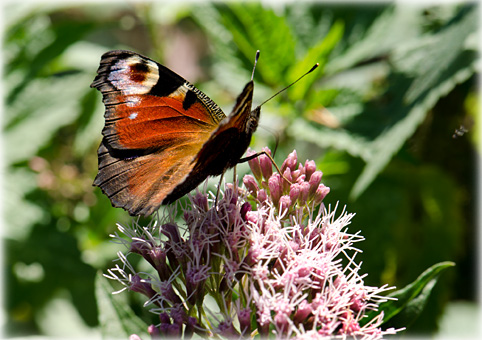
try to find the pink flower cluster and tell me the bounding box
[243,147,330,214]
[105,148,400,339]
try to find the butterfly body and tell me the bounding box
[91,50,258,216]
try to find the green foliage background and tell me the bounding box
[3,2,478,338]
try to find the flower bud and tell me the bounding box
[340,311,361,334]
[279,195,292,213]
[304,160,316,180]
[240,202,252,221]
[289,183,301,204]
[245,211,258,225]
[293,300,312,325]
[258,320,270,337]
[166,323,182,337]
[222,202,238,228]
[238,307,252,335]
[299,175,307,184]
[261,146,272,156]
[218,320,240,338]
[245,245,260,265]
[243,175,259,197]
[282,167,292,193]
[247,149,263,181]
[308,171,323,198]
[274,312,290,334]
[184,317,199,339]
[149,247,170,281]
[298,162,305,174]
[268,174,282,206]
[186,266,208,306]
[129,274,156,299]
[291,169,301,182]
[161,223,181,244]
[159,323,170,336]
[162,224,182,269]
[281,150,298,173]
[159,281,182,304]
[148,324,161,339]
[259,152,273,180]
[130,240,150,257]
[159,313,170,324]
[223,187,237,205]
[192,192,209,211]
[170,304,187,325]
[313,184,330,204]
[299,182,310,206]
[258,189,268,203]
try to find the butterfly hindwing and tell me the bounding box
[94,140,203,216]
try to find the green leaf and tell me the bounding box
[392,6,478,104]
[95,272,149,339]
[73,88,104,157]
[190,4,258,95]
[350,6,477,199]
[4,73,93,164]
[287,20,344,102]
[4,167,44,240]
[325,6,422,74]
[289,119,371,160]
[362,261,455,327]
[7,222,99,327]
[6,20,95,104]
[192,3,297,89]
[218,3,296,86]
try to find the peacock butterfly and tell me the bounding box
[91,50,261,216]
[92,50,318,216]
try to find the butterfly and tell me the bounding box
[92,50,318,216]
[91,50,261,216]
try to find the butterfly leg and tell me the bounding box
[233,165,237,196]
[215,171,225,208]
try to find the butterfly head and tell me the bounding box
[247,106,260,134]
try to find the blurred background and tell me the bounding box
[3,1,479,338]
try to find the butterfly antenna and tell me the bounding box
[251,50,260,81]
[257,63,319,108]
[258,125,280,157]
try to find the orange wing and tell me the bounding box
[95,137,206,216]
[91,50,226,216]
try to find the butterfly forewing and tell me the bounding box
[92,51,224,151]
